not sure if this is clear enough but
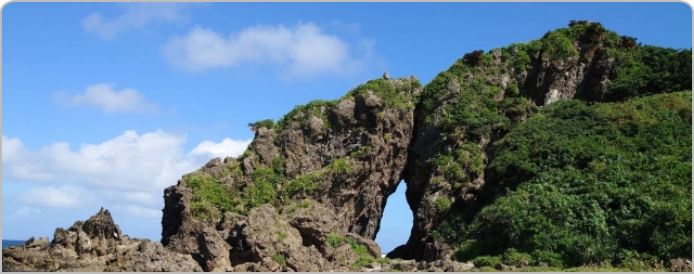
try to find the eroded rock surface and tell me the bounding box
[161,77,421,260]
[2,208,202,272]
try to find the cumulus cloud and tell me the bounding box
[52,83,159,114]
[189,138,252,160]
[2,131,252,218]
[83,3,192,40]
[21,186,93,209]
[2,135,24,163]
[163,22,373,78]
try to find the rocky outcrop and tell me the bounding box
[161,77,421,260]
[2,208,201,272]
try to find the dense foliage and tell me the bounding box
[606,45,692,101]
[419,22,691,268]
[441,91,691,267]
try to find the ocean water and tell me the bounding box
[2,240,26,248]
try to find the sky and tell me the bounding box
[1,2,691,254]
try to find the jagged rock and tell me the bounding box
[364,92,382,107]
[227,204,331,271]
[306,115,324,139]
[75,231,92,257]
[216,211,247,240]
[197,226,232,272]
[82,208,122,241]
[242,156,255,175]
[163,78,420,257]
[669,258,692,272]
[3,208,202,272]
[24,237,49,250]
[105,241,202,272]
[288,202,344,252]
[332,98,357,131]
[331,244,360,266]
[161,179,208,258]
[392,259,417,271]
[252,127,279,166]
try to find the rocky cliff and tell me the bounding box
[391,20,622,261]
[160,76,422,270]
[3,21,691,272]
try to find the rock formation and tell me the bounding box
[391,24,621,261]
[2,208,202,272]
[160,77,421,268]
[4,21,691,272]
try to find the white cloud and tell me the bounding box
[6,206,41,219]
[2,131,252,218]
[163,22,373,78]
[21,186,92,209]
[189,138,251,160]
[83,3,192,40]
[123,205,162,219]
[52,83,158,114]
[2,135,24,163]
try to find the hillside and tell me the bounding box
[2,21,691,272]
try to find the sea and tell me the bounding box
[2,240,26,248]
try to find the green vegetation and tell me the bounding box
[605,45,691,101]
[276,99,338,131]
[185,171,237,220]
[347,78,421,108]
[326,233,344,249]
[184,22,691,272]
[284,170,323,196]
[186,155,284,218]
[284,200,313,215]
[435,198,451,213]
[350,146,371,158]
[277,231,287,242]
[329,158,353,175]
[272,254,286,267]
[441,91,692,268]
[248,119,276,132]
[422,22,690,270]
[537,30,578,60]
[248,167,281,208]
[473,255,502,268]
[326,233,379,268]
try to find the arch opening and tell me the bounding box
[374,180,413,257]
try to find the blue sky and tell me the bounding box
[1,2,691,254]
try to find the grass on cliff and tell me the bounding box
[347,77,421,109]
[327,233,387,269]
[185,154,358,219]
[184,154,284,218]
[437,91,691,268]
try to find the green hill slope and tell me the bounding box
[439,91,691,268]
